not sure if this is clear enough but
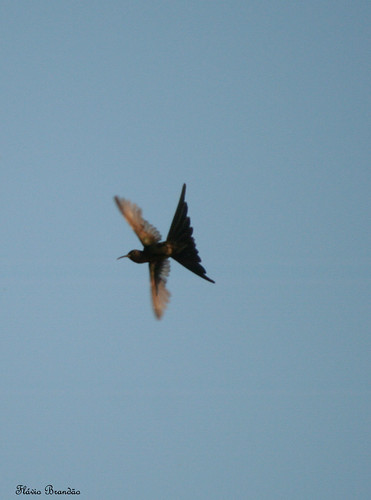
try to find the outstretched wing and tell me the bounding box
[149,259,171,319]
[114,196,161,246]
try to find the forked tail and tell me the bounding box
[167,184,215,283]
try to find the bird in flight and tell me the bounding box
[114,184,214,319]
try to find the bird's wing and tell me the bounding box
[114,196,161,246]
[149,259,171,319]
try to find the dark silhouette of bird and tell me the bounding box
[114,183,214,319]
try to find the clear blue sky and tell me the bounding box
[1,1,370,499]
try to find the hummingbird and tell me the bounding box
[114,183,215,319]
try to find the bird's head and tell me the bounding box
[117,249,144,263]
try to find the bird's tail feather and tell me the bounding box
[167,184,215,283]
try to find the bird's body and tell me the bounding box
[114,184,214,319]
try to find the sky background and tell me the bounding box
[1,1,370,499]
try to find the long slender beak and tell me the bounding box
[117,254,129,260]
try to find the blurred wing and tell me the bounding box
[149,259,171,319]
[114,196,161,246]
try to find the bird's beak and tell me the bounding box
[117,254,129,260]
